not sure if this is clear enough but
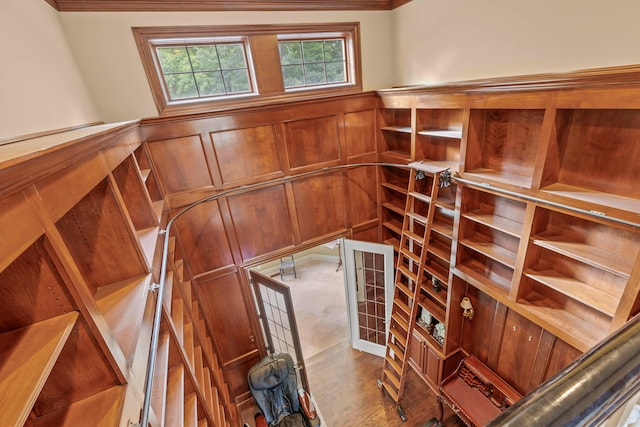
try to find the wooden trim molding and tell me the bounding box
[51,0,410,11]
[132,22,363,116]
[378,64,640,95]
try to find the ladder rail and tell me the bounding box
[380,162,450,419]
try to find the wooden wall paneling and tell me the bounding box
[444,276,466,354]
[291,171,348,243]
[346,166,378,229]
[226,184,295,262]
[494,309,544,395]
[172,201,235,277]
[541,337,581,383]
[352,224,378,242]
[195,271,259,393]
[344,109,377,160]
[210,124,284,187]
[525,331,556,392]
[146,134,214,195]
[283,115,341,171]
[459,284,501,366]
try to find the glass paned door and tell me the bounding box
[343,239,395,357]
[249,269,309,391]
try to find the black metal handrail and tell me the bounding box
[489,312,640,427]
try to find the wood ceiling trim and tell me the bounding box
[51,0,410,12]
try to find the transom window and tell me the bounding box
[156,42,253,101]
[279,38,347,89]
[133,23,362,115]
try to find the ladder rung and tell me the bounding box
[390,327,407,348]
[406,211,428,224]
[400,248,420,264]
[384,368,401,388]
[388,340,404,358]
[398,265,418,283]
[392,312,409,331]
[382,381,399,403]
[410,191,432,204]
[386,354,402,374]
[395,298,411,316]
[403,230,425,244]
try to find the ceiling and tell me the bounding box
[45,0,411,12]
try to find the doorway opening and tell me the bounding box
[254,240,349,361]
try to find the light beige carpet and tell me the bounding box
[280,259,350,360]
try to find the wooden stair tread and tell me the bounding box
[403,230,424,244]
[0,312,79,427]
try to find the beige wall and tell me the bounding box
[0,1,99,140]
[58,11,395,122]
[392,0,640,86]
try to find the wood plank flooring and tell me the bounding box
[306,339,464,427]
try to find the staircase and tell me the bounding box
[378,161,451,421]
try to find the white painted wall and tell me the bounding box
[0,1,99,140]
[58,11,395,122]
[392,0,640,86]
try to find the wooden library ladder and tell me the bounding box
[378,161,452,421]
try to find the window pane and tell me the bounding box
[194,71,225,96]
[217,44,247,69]
[222,69,251,93]
[326,61,346,83]
[302,41,324,62]
[187,46,220,71]
[164,73,198,99]
[279,42,302,65]
[304,63,326,85]
[323,40,344,62]
[157,47,192,73]
[282,64,305,88]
